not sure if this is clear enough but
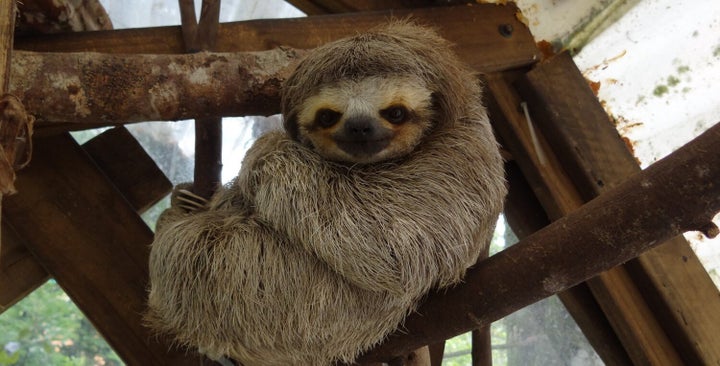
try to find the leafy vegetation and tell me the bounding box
[0,280,121,366]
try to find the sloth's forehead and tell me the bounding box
[300,76,432,116]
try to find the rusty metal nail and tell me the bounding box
[499,24,514,38]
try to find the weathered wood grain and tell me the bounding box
[82,127,172,213]
[0,222,49,313]
[0,126,171,314]
[484,73,633,365]
[517,51,720,365]
[15,4,539,73]
[359,121,720,362]
[9,48,305,128]
[2,133,203,365]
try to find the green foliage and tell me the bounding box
[443,332,472,366]
[0,280,122,366]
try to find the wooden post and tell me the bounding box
[178,0,223,200]
[0,0,15,230]
[0,1,13,93]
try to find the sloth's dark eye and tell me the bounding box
[381,106,408,125]
[315,109,342,128]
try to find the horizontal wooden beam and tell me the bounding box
[285,0,479,15]
[9,48,304,128]
[15,4,538,70]
[11,4,538,131]
[358,121,720,362]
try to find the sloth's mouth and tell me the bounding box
[335,138,391,157]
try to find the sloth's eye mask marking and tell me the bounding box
[297,77,433,164]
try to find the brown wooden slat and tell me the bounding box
[0,223,49,312]
[0,127,171,314]
[285,0,479,15]
[625,237,720,365]
[0,0,16,247]
[15,4,540,74]
[82,127,171,212]
[494,62,682,364]
[517,51,720,364]
[485,74,632,365]
[427,341,445,366]
[285,0,428,14]
[0,0,13,92]
[359,122,720,362]
[2,133,204,365]
[516,53,640,201]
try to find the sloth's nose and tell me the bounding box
[344,117,375,139]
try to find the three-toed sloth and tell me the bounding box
[146,21,506,365]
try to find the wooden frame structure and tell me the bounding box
[1,1,719,365]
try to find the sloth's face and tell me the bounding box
[295,77,434,164]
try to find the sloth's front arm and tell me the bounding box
[238,130,501,296]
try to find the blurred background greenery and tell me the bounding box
[0,280,121,366]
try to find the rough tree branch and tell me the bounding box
[8,49,305,128]
[358,122,720,362]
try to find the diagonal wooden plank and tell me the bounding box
[484,73,633,365]
[2,133,204,365]
[81,127,172,213]
[0,222,49,313]
[517,51,720,364]
[1,126,172,314]
[359,122,720,362]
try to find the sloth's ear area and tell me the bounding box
[283,113,300,141]
[429,91,444,124]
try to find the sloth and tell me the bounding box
[146,21,506,365]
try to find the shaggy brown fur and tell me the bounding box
[146,21,507,365]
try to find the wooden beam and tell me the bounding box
[516,51,720,364]
[0,127,172,314]
[427,341,445,366]
[81,127,172,213]
[0,0,16,227]
[11,5,539,131]
[485,74,633,365]
[2,133,204,365]
[0,223,49,313]
[15,4,539,72]
[489,62,682,363]
[285,0,432,15]
[0,0,13,92]
[9,48,304,128]
[178,0,223,200]
[358,121,720,362]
